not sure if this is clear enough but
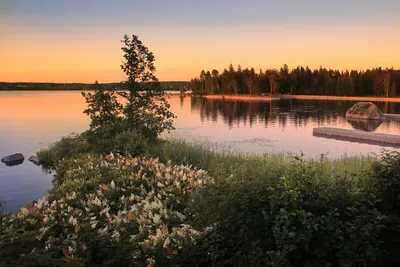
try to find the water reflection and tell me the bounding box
[2,158,25,167]
[347,119,383,132]
[190,97,400,134]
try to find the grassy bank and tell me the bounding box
[3,134,400,266]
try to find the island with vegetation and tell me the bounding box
[2,34,400,267]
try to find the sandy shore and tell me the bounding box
[197,94,400,102]
[203,95,280,101]
[280,95,400,102]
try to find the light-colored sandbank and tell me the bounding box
[313,127,400,147]
[281,95,400,102]
[203,95,280,101]
[197,94,400,102]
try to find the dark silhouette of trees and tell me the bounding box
[191,64,400,97]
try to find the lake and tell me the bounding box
[1,91,400,212]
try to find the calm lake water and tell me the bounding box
[1,91,400,212]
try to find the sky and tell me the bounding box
[1,0,399,82]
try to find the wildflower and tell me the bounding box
[163,237,171,248]
[111,230,120,241]
[68,216,77,226]
[146,258,156,267]
[20,207,29,216]
[98,226,108,235]
[153,213,161,225]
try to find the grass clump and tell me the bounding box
[37,133,90,165]
[149,139,373,182]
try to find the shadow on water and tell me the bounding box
[2,158,24,167]
[347,119,384,132]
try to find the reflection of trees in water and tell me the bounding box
[347,119,383,132]
[190,97,400,131]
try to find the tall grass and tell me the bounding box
[149,139,374,183]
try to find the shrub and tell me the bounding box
[179,156,385,267]
[371,150,400,266]
[112,131,149,157]
[1,154,213,266]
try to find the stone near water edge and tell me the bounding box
[28,155,41,166]
[1,153,25,167]
[346,102,384,120]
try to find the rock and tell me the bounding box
[346,102,384,120]
[28,155,41,166]
[1,153,25,166]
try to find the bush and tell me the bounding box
[178,156,385,267]
[1,154,213,266]
[112,131,149,157]
[37,133,90,165]
[371,150,400,266]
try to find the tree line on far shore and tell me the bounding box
[190,64,400,97]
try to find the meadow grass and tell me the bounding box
[149,139,375,183]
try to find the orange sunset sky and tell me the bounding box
[1,0,399,83]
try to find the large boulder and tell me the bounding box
[1,153,25,166]
[346,102,384,120]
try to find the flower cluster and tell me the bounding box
[4,154,213,265]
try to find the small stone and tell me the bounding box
[28,155,41,166]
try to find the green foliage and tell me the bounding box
[81,81,123,131]
[370,150,400,266]
[6,144,400,266]
[119,34,175,140]
[37,133,90,165]
[112,130,149,157]
[180,157,384,267]
[191,65,400,97]
[81,35,175,141]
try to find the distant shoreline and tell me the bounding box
[280,95,400,102]
[202,95,280,101]
[195,94,400,103]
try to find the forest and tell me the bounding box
[190,65,400,97]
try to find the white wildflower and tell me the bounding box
[20,207,29,216]
[68,216,77,226]
[111,230,120,241]
[110,180,116,189]
[163,237,171,248]
[153,213,161,225]
[98,226,108,235]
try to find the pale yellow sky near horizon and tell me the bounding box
[1,1,399,83]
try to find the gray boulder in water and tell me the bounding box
[1,153,25,166]
[28,155,41,166]
[346,102,384,120]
